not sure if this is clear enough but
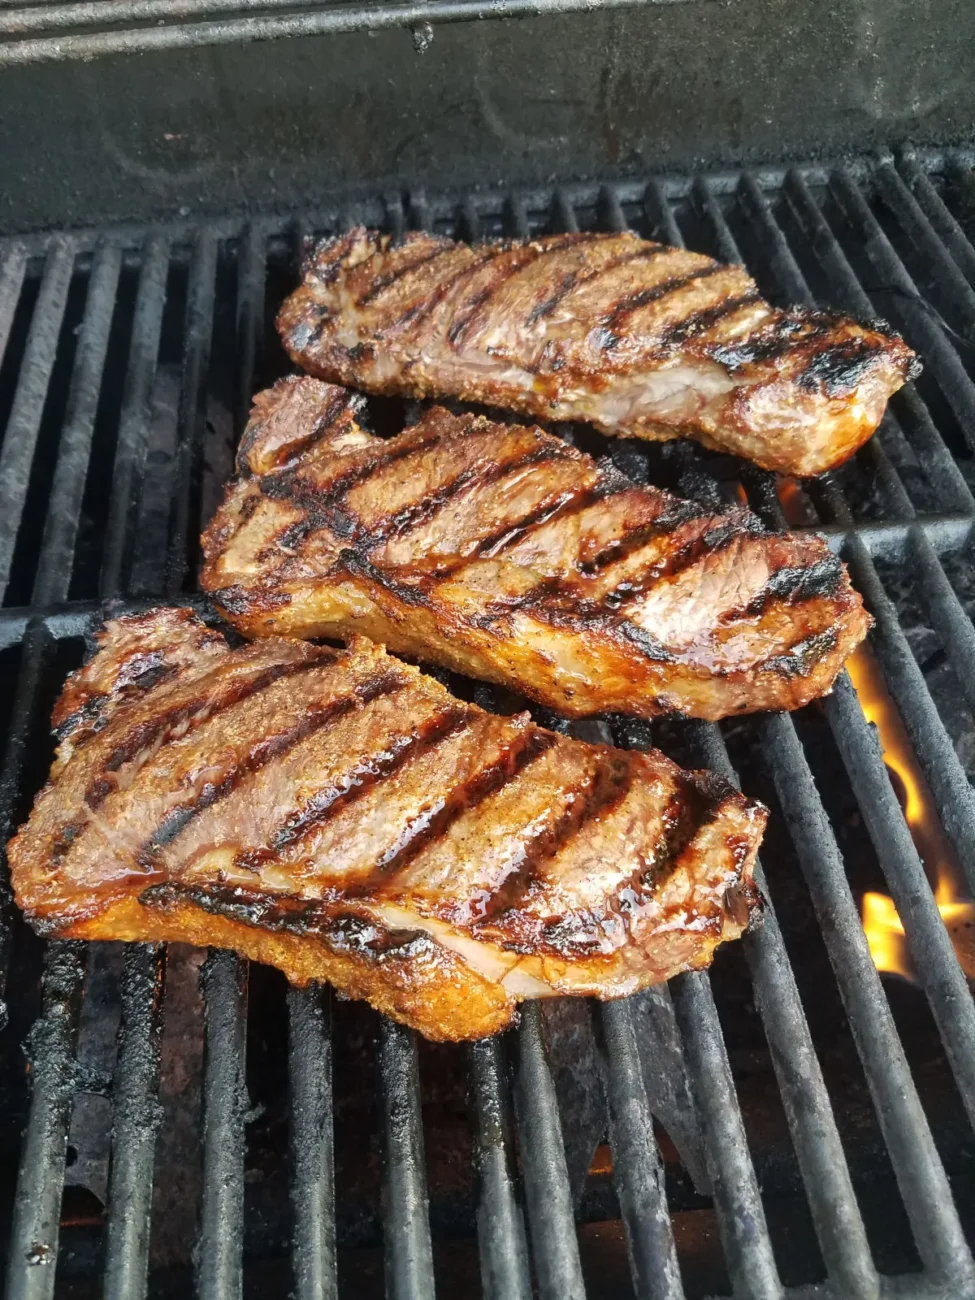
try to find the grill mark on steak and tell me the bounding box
[362,443,578,548]
[707,312,835,371]
[445,235,585,347]
[306,230,362,285]
[794,337,889,396]
[760,627,839,678]
[81,654,333,814]
[355,241,456,305]
[598,264,728,344]
[139,668,406,861]
[576,497,707,575]
[141,884,432,960]
[385,249,500,334]
[726,554,845,621]
[428,480,615,579]
[610,776,724,920]
[259,430,446,512]
[658,292,763,348]
[237,387,358,478]
[600,517,766,611]
[338,549,436,609]
[471,756,635,939]
[248,705,472,861]
[525,242,668,323]
[360,728,558,888]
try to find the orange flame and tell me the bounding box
[847,645,975,981]
[777,477,807,526]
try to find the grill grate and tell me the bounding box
[2,147,975,1299]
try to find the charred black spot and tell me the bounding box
[141,882,435,961]
[794,338,886,396]
[49,818,87,865]
[617,622,677,663]
[53,692,110,746]
[737,555,844,619]
[339,550,433,608]
[212,585,254,615]
[762,627,839,678]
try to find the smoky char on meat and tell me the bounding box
[277,227,918,478]
[202,377,870,722]
[8,609,766,1041]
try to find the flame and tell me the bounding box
[861,892,912,980]
[777,476,807,525]
[848,644,975,981]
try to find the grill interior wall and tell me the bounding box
[1,150,975,1299]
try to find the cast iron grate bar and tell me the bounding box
[102,943,166,1300]
[1,148,975,1300]
[287,983,338,1300]
[0,238,74,601]
[512,1003,586,1300]
[99,234,170,602]
[468,1037,533,1300]
[378,1019,436,1299]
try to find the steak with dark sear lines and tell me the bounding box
[202,377,870,721]
[8,609,766,1041]
[277,228,918,477]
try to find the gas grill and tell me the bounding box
[2,146,975,1300]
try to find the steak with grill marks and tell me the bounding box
[277,228,919,477]
[201,377,870,721]
[8,608,766,1041]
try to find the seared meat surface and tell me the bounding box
[8,609,765,1041]
[202,378,870,721]
[277,228,918,477]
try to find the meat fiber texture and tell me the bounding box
[277,228,919,477]
[203,377,871,722]
[8,609,766,1041]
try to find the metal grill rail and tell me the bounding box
[0,0,688,67]
[1,146,975,1299]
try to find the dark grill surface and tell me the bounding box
[2,147,975,1300]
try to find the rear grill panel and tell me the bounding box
[1,148,975,1299]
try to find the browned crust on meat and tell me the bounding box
[276,228,918,477]
[201,378,871,721]
[63,894,516,1041]
[9,611,766,1041]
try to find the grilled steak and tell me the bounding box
[201,378,870,721]
[8,608,765,1041]
[277,228,918,477]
